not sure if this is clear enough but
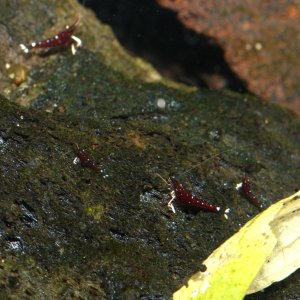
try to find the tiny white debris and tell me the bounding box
[223,182,229,187]
[20,115,24,120]
[5,63,10,69]
[255,42,263,51]
[31,42,36,47]
[157,98,166,109]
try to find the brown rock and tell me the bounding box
[157,0,300,114]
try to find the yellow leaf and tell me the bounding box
[173,190,300,300]
[247,190,300,294]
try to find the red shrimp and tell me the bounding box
[20,18,82,55]
[76,146,99,172]
[240,175,261,208]
[168,178,220,213]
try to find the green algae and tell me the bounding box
[1,63,300,298]
[85,203,106,221]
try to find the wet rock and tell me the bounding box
[0,0,299,299]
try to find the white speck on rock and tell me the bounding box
[157,98,166,109]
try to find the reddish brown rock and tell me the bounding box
[157,0,300,114]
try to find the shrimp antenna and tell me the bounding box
[73,13,82,27]
[154,173,169,186]
[178,147,238,178]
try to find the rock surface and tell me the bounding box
[157,0,300,115]
[0,0,300,299]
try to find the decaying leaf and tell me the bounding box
[173,190,300,300]
[247,191,300,294]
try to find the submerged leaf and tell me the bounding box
[247,191,300,294]
[173,190,300,300]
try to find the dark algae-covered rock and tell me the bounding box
[0,0,300,299]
